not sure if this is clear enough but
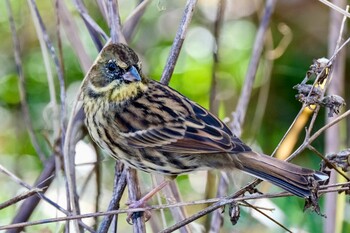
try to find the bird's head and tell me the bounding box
[82,43,148,101]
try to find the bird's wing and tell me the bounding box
[159,100,251,153]
[119,119,188,148]
[117,82,251,154]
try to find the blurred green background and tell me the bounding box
[0,0,349,232]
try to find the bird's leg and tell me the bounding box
[126,179,171,224]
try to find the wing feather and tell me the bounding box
[117,81,251,154]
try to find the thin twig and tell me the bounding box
[230,0,277,136]
[209,0,225,114]
[209,171,229,232]
[0,188,43,210]
[1,156,93,233]
[72,0,106,50]
[318,0,350,18]
[251,24,292,139]
[272,6,349,159]
[27,0,60,147]
[58,0,93,72]
[208,1,226,231]
[55,0,64,82]
[154,176,191,233]
[94,146,102,231]
[1,181,348,231]
[72,0,108,41]
[27,0,66,143]
[151,1,199,230]
[160,0,198,85]
[63,103,86,232]
[161,181,350,233]
[26,4,69,227]
[5,0,46,163]
[96,0,108,22]
[123,0,150,42]
[54,4,67,232]
[98,163,127,233]
[242,200,292,233]
[212,0,277,231]
[289,109,350,160]
[307,145,349,181]
[325,4,347,232]
[107,0,124,43]
[151,175,167,230]
[126,168,146,233]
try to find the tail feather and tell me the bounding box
[235,151,328,198]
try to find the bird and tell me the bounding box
[80,43,328,205]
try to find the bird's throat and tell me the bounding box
[110,82,148,102]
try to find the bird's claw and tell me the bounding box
[126,200,152,224]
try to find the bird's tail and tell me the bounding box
[234,151,328,198]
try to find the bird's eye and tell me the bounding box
[106,61,118,73]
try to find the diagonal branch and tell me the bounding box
[230,0,277,136]
[160,0,198,85]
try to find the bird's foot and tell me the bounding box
[126,200,151,224]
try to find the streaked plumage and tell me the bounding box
[81,43,328,198]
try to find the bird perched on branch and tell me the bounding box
[81,43,328,207]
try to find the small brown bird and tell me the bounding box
[81,43,328,201]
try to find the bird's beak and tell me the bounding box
[122,66,141,82]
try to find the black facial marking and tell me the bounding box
[88,88,103,98]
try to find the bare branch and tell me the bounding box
[106,0,125,44]
[27,0,66,142]
[5,0,46,163]
[72,0,108,41]
[126,167,146,233]
[0,188,43,210]
[230,0,277,136]
[63,104,86,232]
[160,0,198,85]
[123,0,151,42]
[242,200,292,233]
[1,181,348,231]
[209,1,227,231]
[57,0,93,72]
[318,0,350,18]
[98,163,127,233]
[214,0,277,230]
